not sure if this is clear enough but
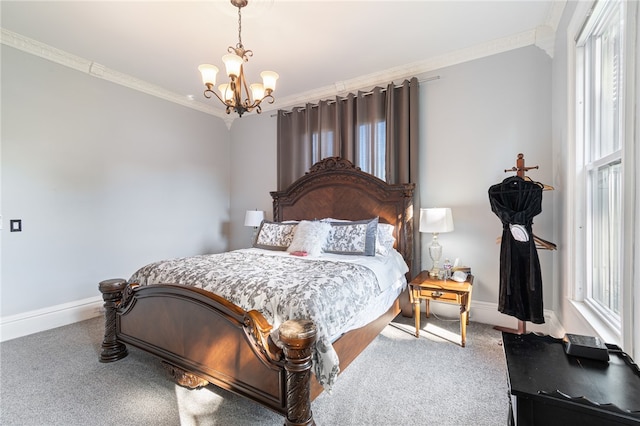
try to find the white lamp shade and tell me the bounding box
[222,54,243,78]
[250,83,265,101]
[244,210,265,227]
[419,208,454,233]
[260,71,279,92]
[198,64,219,86]
[218,84,233,102]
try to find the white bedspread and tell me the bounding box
[129,248,408,390]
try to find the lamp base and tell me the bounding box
[428,233,442,279]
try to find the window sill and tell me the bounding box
[569,299,621,346]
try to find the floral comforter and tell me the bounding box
[129,249,394,390]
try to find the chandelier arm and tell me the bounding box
[241,73,253,106]
[204,86,229,106]
[232,71,244,110]
[262,94,276,105]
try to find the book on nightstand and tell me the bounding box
[563,333,609,362]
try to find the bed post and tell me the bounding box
[98,278,129,363]
[279,319,317,426]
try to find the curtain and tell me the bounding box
[277,77,420,276]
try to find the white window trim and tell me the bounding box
[566,0,638,355]
[625,0,639,361]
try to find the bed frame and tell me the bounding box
[98,157,415,426]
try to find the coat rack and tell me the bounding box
[495,153,555,335]
[497,153,557,250]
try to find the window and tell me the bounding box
[575,0,628,334]
[355,120,386,180]
[309,110,387,181]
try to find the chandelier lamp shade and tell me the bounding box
[198,0,279,117]
[419,208,454,278]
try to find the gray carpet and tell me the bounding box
[0,314,509,425]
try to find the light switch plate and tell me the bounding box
[10,219,22,232]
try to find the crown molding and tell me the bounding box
[2,23,558,126]
[534,0,567,58]
[535,25,556,58]
[0,28,224,119]
[269,28,541,114]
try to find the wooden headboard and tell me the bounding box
[270,157,415,274]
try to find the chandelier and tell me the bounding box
[198,0,279,117]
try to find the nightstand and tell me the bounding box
[409,271,474,347]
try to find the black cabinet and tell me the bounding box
[502,332,640,425]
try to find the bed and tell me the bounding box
[98,157,415,426]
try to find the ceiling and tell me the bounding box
[1,1,564,122]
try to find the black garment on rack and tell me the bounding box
[488,176,544,324]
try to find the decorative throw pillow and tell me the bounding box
[324,217,378,256]
[376,223,396,255]
[254,221,297,251]
[287,220,332,257]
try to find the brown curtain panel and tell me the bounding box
[277,77,420,276]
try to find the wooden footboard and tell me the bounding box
[99,279,316,426]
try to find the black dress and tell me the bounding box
[488,176,544,324]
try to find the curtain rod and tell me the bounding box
[271,75,440,117]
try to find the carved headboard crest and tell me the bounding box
[306,157,361,174]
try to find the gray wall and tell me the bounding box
[228,112,277,250]
[1,46,231,316]
[228,45,554,324]
[1,38,554,329]
[420,45,553,321]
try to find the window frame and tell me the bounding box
[568,0,638,350]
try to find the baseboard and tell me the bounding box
[0,296,104,342]
[1,296,566,343]
[428,299,565,337]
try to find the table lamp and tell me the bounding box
[244,210,265,244]
[419,208,454,277]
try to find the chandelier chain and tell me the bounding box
[237,6,243,49]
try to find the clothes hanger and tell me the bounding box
[534,234,557,250]
[523,175,555,191]
[495,153,557,251]
[495,234,557,250]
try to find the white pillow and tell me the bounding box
[287,220,332,257]
[376,223,396,255]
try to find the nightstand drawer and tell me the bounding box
[416,288,458,301]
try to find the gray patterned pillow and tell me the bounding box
[254,221,297,251]
[324,218,378,256]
